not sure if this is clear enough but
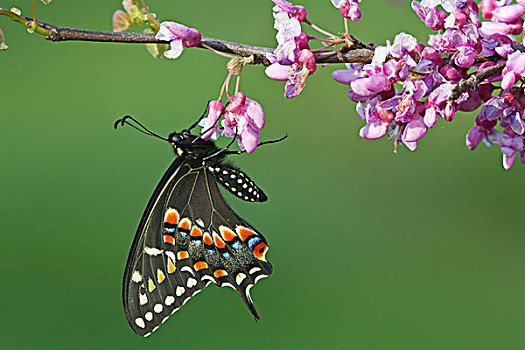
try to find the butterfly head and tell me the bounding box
[168,131,210,158]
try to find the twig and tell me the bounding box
[0,8,521,69]
[449,62,506,101]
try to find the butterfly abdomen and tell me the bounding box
[208,165,268,202]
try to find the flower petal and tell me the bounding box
[503,151,517,170]
[246,98,265,130]
[359,118,389,139]
[402,118,428,142]
[265,63,294,81]
[164,39,184,59]
[239,124,260,153]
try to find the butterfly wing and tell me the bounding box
[122,158,199,336]
[123,159,272,337]
[167,167,272,317]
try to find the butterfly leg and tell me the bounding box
[202,127,238,161]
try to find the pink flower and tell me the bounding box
[265,49,316,99]
[402,117,427,142]
[155,22,201,59]
[501,51,525,90]
[222,93,265,153]
[331,0,361,21]
[491,4,525,23]
[199,101,224,140]
[272,0,307,22]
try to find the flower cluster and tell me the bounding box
[198,93,266,153]
[331,0,525,169]
[109,0,525,168]
[265,0,317,98]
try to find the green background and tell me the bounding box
[2,1,524,349]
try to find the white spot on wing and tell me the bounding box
[135,318,146,328]
[187,277,197,288]
[254,274,268,284]
[144,247,163,256]
[176,286,185,296]
[154,304,163,313]
[165,295,175,306]
[196,218,205,227]
[139,293,148,305]
[236,273,247,285]
[131,271,142,283]
[165,251,176,262]
[249,267,261,274]
[181,266,195,276]
[145,312,153,321]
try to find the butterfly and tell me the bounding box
[115,114,284,337]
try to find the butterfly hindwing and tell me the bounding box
[165,167,272,318]
[123,159,272,337]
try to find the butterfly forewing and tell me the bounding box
[123,157,272,337]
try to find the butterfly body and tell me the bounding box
[122,129,272,337]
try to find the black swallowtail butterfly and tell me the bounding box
[116,115,276,337]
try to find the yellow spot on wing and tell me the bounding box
[157,269,166,284]
[148,278,156,292]
[167,257,176,274]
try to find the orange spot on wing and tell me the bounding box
[191,227,203,237]
[163,235,174,245]
[253,242,268,260]
[157,270,165,284]
[165,209,179,225]
[179,218,191,230]
[167,257,176,273]
[148,278,156,292]
[203,233,213,246]
[220,227,236,242]
[213,269,228,278]
[177,251,189,260]
[238,227,256,241]
[194,261,208,271]
[213,233,226,249]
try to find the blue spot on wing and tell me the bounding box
[232,241,241,249]
[207,249,215,255]
[247,237,262,250]
[165,227,176,233]
[222,252,230,259]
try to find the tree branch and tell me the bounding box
[1,9,376,66]
[449,62,506,101]
[0,8,518,70]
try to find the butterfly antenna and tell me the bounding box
[114,115,169,142]
[224,134,288,155]
[182,100,212,134]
